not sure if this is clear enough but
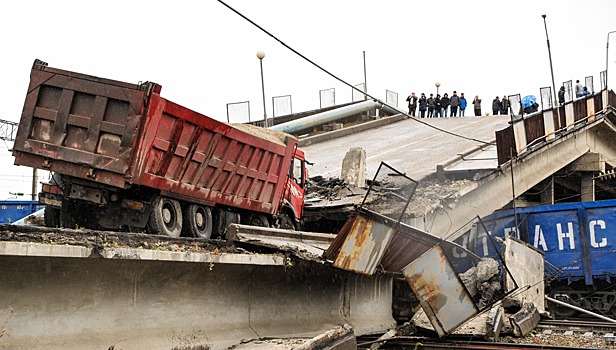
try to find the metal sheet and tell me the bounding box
[402,245,478,337]
[331,214,394,275]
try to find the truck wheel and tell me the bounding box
[278,213,296,230]
[182,204,213,239]
[44,206,60,228]
[147,196,182,237]
[248,213,269,227]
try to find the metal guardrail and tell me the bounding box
[496,88,616,165]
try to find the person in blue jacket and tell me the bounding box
[459,93,467,117]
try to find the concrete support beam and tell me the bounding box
[502,237,545,313]
[571,152,605,172]
[581,172,596,202]
[0,249,394,349]
[540,177,554,205]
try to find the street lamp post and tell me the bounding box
[256,51,268,127]
[542,14,561,129]
[607,30,616,90]
[435,82,441,96]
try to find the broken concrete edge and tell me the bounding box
[298,114,406,147]
[435,140,496,179]
[292,324,356,350]
[0,241,286,266]
[227,224,335,243]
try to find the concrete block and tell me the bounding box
[340,147,366,188]
[564,330,574,336]
[604,333,616,342]
[502,237,545,313]
[509,302,540,337]
[583,331,593,338]
[486,305,505,341]
[542,329,553,335]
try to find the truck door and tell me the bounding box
[286,155,305,219]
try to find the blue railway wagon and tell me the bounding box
[0,200,44,224]
[470,199,616,317]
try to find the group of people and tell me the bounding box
[405,91,504,117]
[405,91,468,118]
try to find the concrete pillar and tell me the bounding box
[581,172,595,202]
[540,177,554,205]
[340,147,366,188]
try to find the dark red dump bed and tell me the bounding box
[13,60,296,215]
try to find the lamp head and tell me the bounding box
[256,51,265,60]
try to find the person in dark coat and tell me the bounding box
[406,92,418,116]
[558,86,565,105]
[427,94,435,118]
[441,93,450,117]
[500,96,510,115]
[449,91,460,117]
[492,96,500,116]
[418,93,428,118]
[434,94,442,118]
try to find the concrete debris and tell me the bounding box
[459,258,501,308]
[368,328,396,350]
[485,305,505,342]
[509,302,541,337]
[340,147,366,188]
[292,324,356,350]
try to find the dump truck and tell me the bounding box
[12,59,307,238]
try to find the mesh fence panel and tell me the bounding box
[320,88,335,108]
[508,94,521,115]
[352,83,366,102]
[563,80,573,102]
[585,76,594,94]
[226,101,250,123]
[386,90,398,108]
[273,95,292,118]
[540,87,552,110]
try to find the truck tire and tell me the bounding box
[182,204,213,239]
[247,213,270,227]
[146,196,182,237]
[278,212,296,230]
[44,206,60,228]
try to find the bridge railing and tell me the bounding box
[496,79,615,166]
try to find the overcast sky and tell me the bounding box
[1,0,615,200]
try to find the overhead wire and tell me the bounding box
[216,0,494,146]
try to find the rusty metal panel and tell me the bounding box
[573,98,587,122]
[329,213,395,275]
[379,221,441,272]
[402,244,478,337]
[523,113,545,147]
[543,110,555,141]
[565,103,575,130]
[495,126,515,166]
[512,121,527,154]
[587,96,596,122]
[13,60,148,186]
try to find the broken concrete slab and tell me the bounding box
[340,147,366,188]
[486,305,505,341]
[502,237,545,313]
[509,302,541,337]
[293,324,356,350]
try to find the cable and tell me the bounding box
[216,0,494,146]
